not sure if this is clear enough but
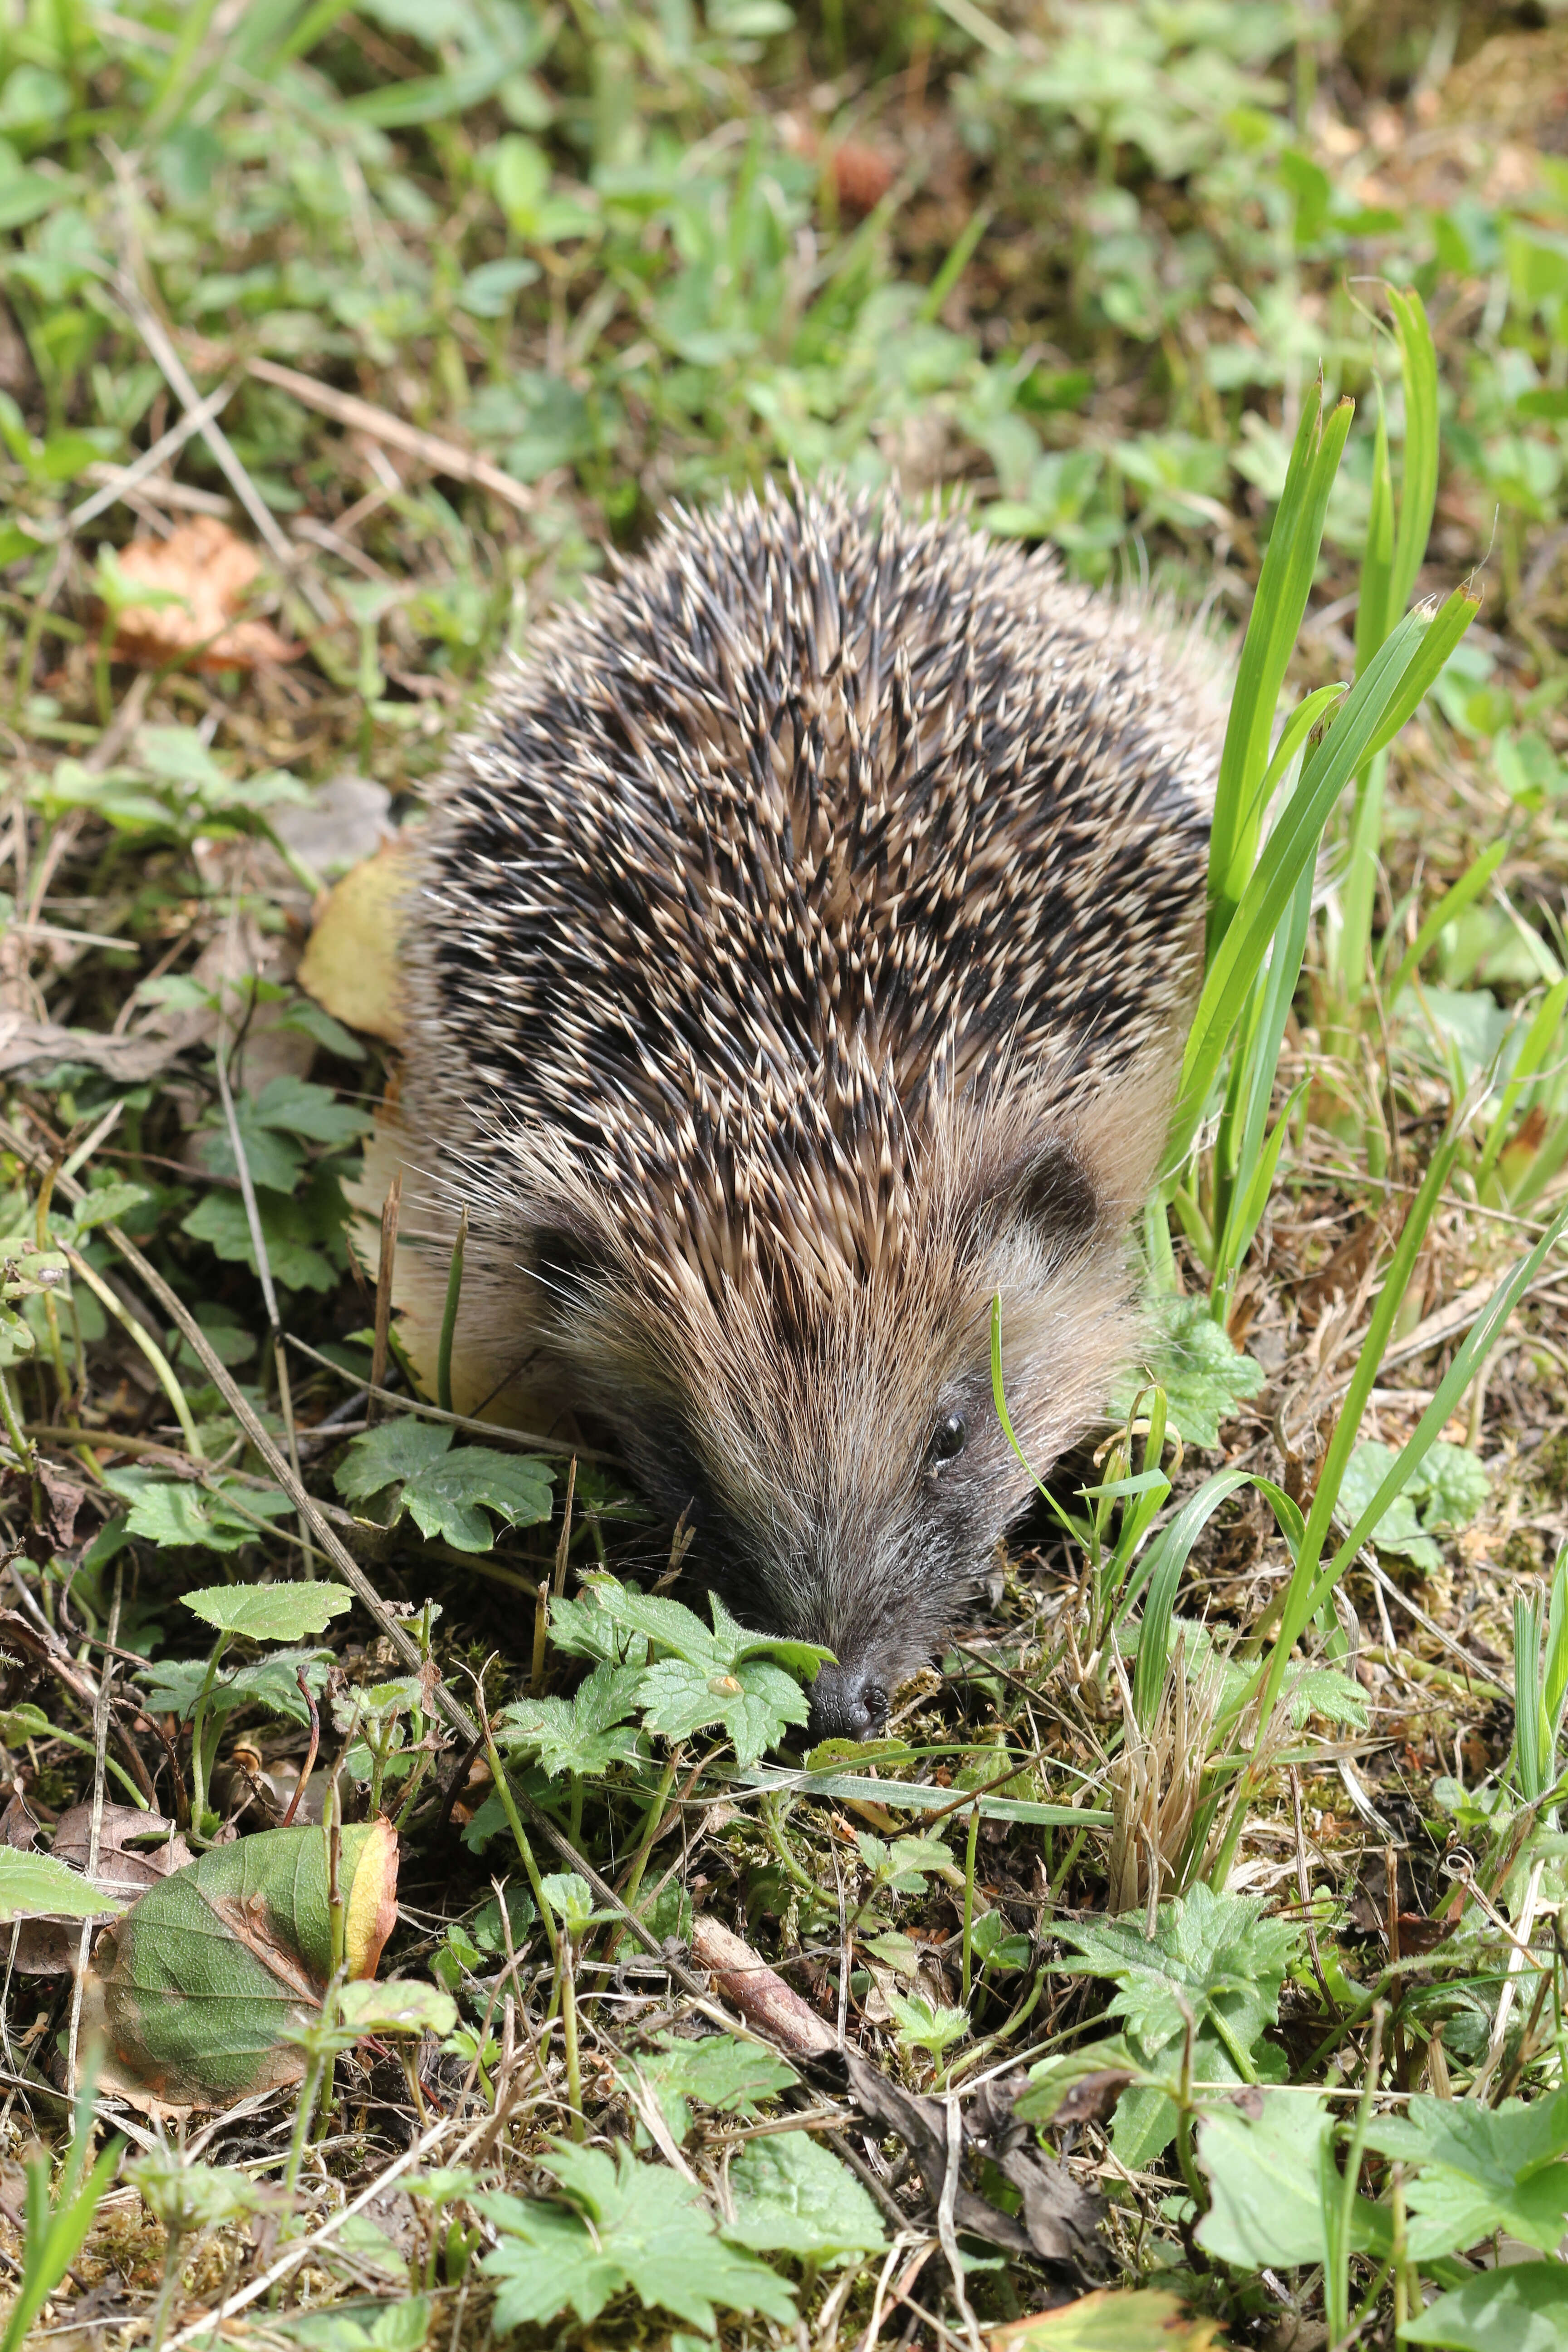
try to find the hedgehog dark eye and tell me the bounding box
[927,1412,967,1467]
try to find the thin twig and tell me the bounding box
[246,355,539,517]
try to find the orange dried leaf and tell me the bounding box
[109,516,297,671]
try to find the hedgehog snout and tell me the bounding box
[807,1658,890,1744]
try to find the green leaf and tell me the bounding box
[68,1180,152,1234]
[181,1177,348,1293]
[1196,2091,1390,2269]
[723,2131,886,2260]
[102,1467,295,1553]
[1416,1441,1491,1531]
[886,1989,970,2059]
[1053,1887,1299,2164]
[334,1419,553,1551]
[250,1073,373,1148]
[126,2153,266,2233]
[496,1662,646,1779]
[1112,1296,1264,1449]
[182,1582,354,1642]
[1400,2264,1568,2350]
[337,1979,459,2039]
[0,1847,125,1924]
[1365,2091,1568,2259]
[986,2287,1230,2350]
[539,1872,596,1936]
[89,1822,399,2110]
[632,2032,797,2145]
[637,1653,808,1768]
[137,1648,333,1728]
[478,2143,798,2332]
[335,1417,454,1497]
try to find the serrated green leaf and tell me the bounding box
[637,1653,808,1768]
[1335,1440,1441,1569]
[181,1178,346,1293]
[183,1582,353,1642]
[334,1420,552,1550]
[0,1847,125,1923]
[335,1417,453,1498]
[137,1648,333,1727]
[628,2031,797,2143]
[399,1446,554,1551]
[1053,1887,1300,2165]
[886,1988,970,2058]
[102,1467,295,1553]
[478,2142,796,2334]
[496,1662,646,1779]
[1415,1440,1490,1531]
[1112,1296,1264,1449]
[1364,2090,1568,2258]
[723,2131,885,2259]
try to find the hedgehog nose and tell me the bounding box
[808,1664,889,1746]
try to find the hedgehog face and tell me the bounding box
[538,1125,1148,1745]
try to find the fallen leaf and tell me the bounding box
[991,2286,1229,2350]
[297,836,412,1044]
[109,518,297,671]
[78,1817,399,2114]
[803,2049,1107,2278]
[0,1009,194,1083]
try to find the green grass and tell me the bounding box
[5,3,1568,2347]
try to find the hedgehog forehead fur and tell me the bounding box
[396,476,1221,1730]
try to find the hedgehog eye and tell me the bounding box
[927,1412,967,1468]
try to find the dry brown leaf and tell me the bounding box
[297,835,412,1044]
[110,517,297,671]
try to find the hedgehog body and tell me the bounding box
[394,481,1220,1737]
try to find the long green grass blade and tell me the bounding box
[1473,976,1568,1193]
[1354,386,1394,677]
[1207,391,1354,954]
[1169,599,1473,1173]
[1385,838,1507,1004]
[1387,287,1441,625]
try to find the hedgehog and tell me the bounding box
[388,479,1222,1740]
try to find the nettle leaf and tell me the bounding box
[1364,2088,1568,2258]
[103,1467,294,1553]
[584,1573,833,1681]
[334,1420,553,1553]
[1112,1295,1264,1449]
[548,1586,635,1665]
[496,1662,646,1779]
[628,2030,797,2143]
[477,2143,797,2333]
[183,1582,353,1643]
[1196,2092,1390,2270]
[1401,2262,1568,2351]
[724,2132,886,2261]
[1053,1887,1300,2165]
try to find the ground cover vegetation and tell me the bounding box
[2,0,1568,2345]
